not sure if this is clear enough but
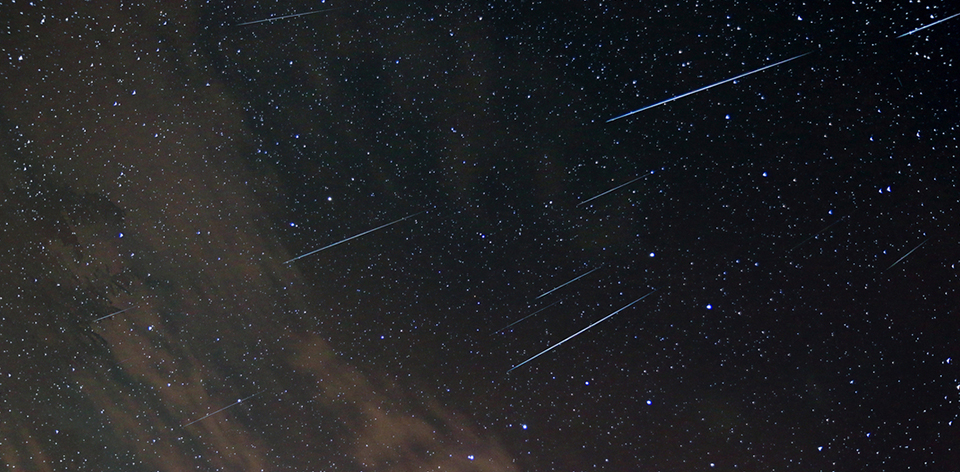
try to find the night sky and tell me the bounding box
[2,1,958,471]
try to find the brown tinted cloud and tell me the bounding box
[0,3,515,470]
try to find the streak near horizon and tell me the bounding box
[93,305,137,322]
[577,173,653,207]
[536,266,603,299]
[236,8,339,26]
[493,300,561,334]
[884,238,928,271]
[184,391,263,427]
[607,51,813,122]
[896,12,960,37]
[284,211,424,264]
[507,289,657,373]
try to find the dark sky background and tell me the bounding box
[2,1,958,471]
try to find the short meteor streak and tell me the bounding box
[607,51,813,122]
[493,300,561,334]
[535,266,603,299]
[236,8,339,26]
[897,12,960,37]
[508,289,657,373]
[884,238,928,271]
[184,391,263,427]
[787,213,852,252]
[577,173,653,207]
[93,305,137,322]
[284,211,424,264]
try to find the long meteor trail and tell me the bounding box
[184,391,263,427]
[607,51,813,122]
[897,12,960,37]
[535,266,603,299]
[493,300,561,334]
[284,211,424,264]
[578,173,654,207]
[236,8,338,26]
[884,238,928,271]
[508,289,657,373]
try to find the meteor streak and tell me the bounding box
[884,238,928,271]
[787,213,852,252]
[493,300,561,334]
[236,8,339,26]
[184,391,263,427]
[284,211,424,264]
[577,173,653,207]
[507,289,657,373]
[897,12,960,37]
[93,305,137,322]
[535,266,602,299]
[607,52,813,122]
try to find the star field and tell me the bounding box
[1,1,958,470]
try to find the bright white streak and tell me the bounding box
[607,52,813,122]
[897,12,960,37]
[93,306,137,322]
[577,172,654,207]
[236,8,338,26]
[184,391,263,427]
[884,238,928,271]
[535,266,602,299]
[507,289,657,373]
[284,211,424,264]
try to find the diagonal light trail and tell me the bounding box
[884,238,929,271]
[607,52,813,122]
[535,266,603,299]
[93,305,138,322]
[897,11,960,37]
[493,300,561,334]
[787,213,853,252]
[507,289,657,373]
[236,8,339,26]
[184,391,263,427]
[577,173,653,207]
[284,211,424,264]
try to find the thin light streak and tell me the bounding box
[184,391,263,427]
[787,213,852,252]
[93,306,137,322]
[493,300,561,334]
[897,12,960,37]
[577,173,653,207]
[535,266,602,299]
[607,52,812,122]
[236,8,339,26]
[284,211,424,264]
[507,289,657,373]
[884,238,928,271]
